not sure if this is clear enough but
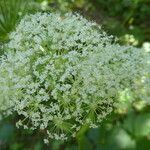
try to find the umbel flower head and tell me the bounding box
[0,13,147,141]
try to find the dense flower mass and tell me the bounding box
[0,13,147,141]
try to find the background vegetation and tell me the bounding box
[0,0,149,150]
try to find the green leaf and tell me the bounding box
[108,127,136,150]
[0,0,31,42]
[124,113,150,138]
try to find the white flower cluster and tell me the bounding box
[0,13,147,141]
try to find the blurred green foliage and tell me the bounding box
[0,0,43,43]
[0,0,28,42]
[93,0,150,45]
[0,0,150,149]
